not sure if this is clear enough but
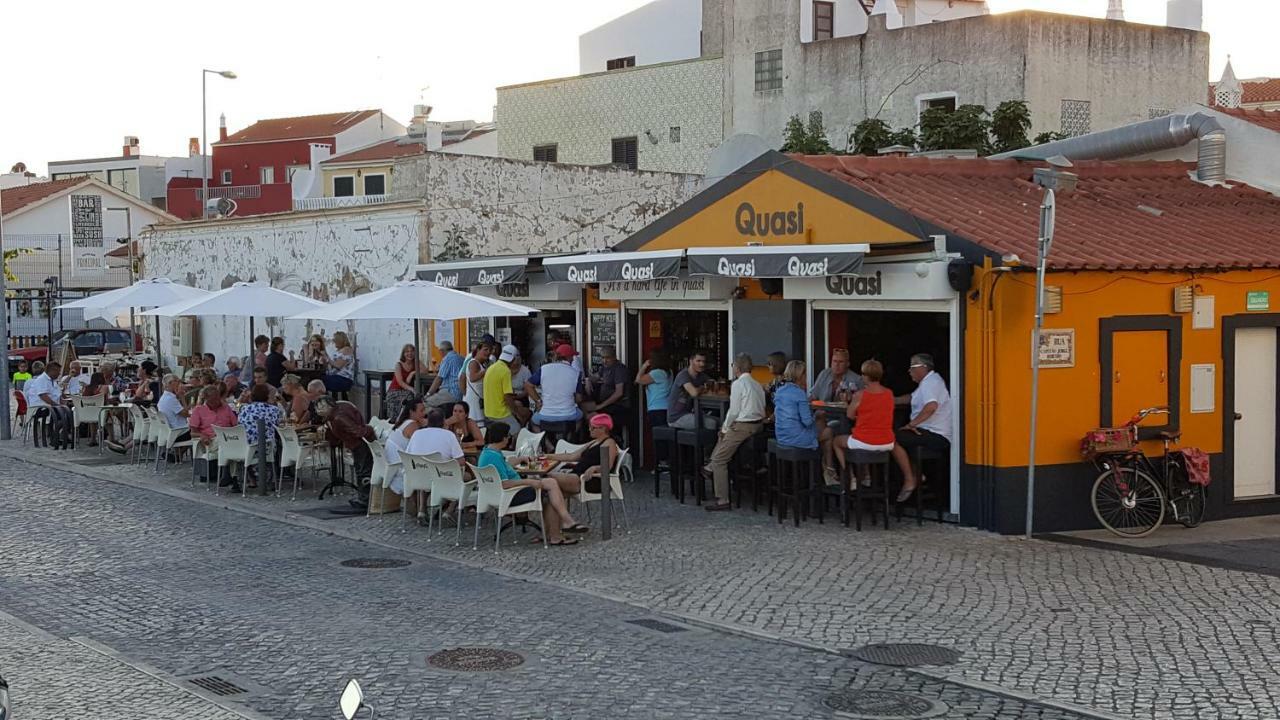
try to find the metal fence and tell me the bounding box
[3,232,131,349]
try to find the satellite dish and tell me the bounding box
[206,197,238,217]
[705,133,772,186]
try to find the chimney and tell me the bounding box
[1106,0,1124,21]
[122,136,140,158]
[219,113,228,142]
[1166,0,1202,31]
[188,137,200,157]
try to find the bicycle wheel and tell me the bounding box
[1091,465,1166,537]
[1166,457,1207,528]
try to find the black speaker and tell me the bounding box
[759,278,784,296]
[947,259,973,293]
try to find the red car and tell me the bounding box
[8,327,143,364]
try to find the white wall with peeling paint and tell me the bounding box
[141,202,426,390]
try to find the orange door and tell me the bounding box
[1110,330,1169,428]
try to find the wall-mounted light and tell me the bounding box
[1043,285,1063,314]
[1172,285,1194,313]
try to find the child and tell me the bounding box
[11,360,32,385]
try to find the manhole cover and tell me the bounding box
[626,618,688,633]
[822,690,948,719]
[427,647,526,672]
[339,558,411,569]
[847,643,961,667]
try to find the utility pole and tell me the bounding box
[0,186,11,439]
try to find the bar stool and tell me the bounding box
[651,425,679,498]
[898,445,947,525]
[767,439,821,526]
[676,425,719,504]
[730,432,767,510]
[846,448,892,531]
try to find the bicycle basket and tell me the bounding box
[1081,427,1136,458]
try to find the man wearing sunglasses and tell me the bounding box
[892,353,952,502]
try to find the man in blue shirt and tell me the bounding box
[425,340,465,408]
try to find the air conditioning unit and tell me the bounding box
[171,316,195,357]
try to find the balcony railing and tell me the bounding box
[293,194,391,211]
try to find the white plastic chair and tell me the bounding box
[130,405,155,464]
[470,462,546,552]
[192,434,219,489]
[211,425,270,497]
[362,438,393,515]
[398,451,438,533]
[554,439,588,456]
[72,394,104,448]
[576,446,631,533]
[426,456,477,546]
[514,428,545,457]
[155,424,197,475]
[277,426,322,500]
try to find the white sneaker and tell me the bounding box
[823,466,840,486]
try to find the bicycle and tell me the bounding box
[1084,406,1207,538]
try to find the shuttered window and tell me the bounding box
[611,137,638,170]
[754,49,782,91]
[533,144,558,163]
[814,1,834,40]
[606,56,636,71]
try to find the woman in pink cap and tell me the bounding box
[542,413,620,536]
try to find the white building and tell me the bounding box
[799,0,988,42]
[578,0,704,74]
[47,137,174,210]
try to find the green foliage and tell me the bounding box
[1033,130,1068,145]
[918,104,992,153]
[3,248,31,284]
[850,118,892,155]
[991,100,1032,153]
[780,112,835,154]
[888,126,918,149]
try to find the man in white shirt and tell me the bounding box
[527,344,585,427]
[892,353,953,502]
[703,353,766,511]
[404,407,465,468]
[26,361,73,448]
[156,373,191,436]
[61,360,89,396]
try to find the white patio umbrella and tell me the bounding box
[143,282,326,368]
[56,278,211,362]
[287,279,537,386]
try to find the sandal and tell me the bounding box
[562,523,590,534]
[548,537,579,546]
[528,536,544,545]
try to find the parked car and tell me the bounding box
[8,327,143,364]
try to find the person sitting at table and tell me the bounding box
[587,346,629,435]
[424,340,464,408]
[133,361,160,404]
[765,351,788,410]
[223,355,241,380]
[383,395,427,507]
[387,343,429,416]
[543,413,616,532]
[323,331,356,394]
[188,384,238,447]
[60,360,89,396]
[890,353,953,503]
[831,359,897,486]
[635,349,672,428]
[667,350,715,430]
[83,372,108,399]
[300,334,329,368]
[773,360,818,452]
[485,345,529,434]
[509,354,532,403]
[445,400,484,452]
[702,353,766,512]
[811,348,863,485]
[265,336,297,387]
[223,370,244,400]
[405,406,466,524]
[183,370,206,407]
[26,361,73,448]
[239,366,272,404]
[459,342,491,422]
[478,422,583,547]
[11,359,32,385]
[527,344,583,432]
[239,383,285,489]
[157,374,192,457]
[281,374,311,425]
[315,395,376,507]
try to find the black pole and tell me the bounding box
[154,315,161,365]
[413,318,422,395]
[249,317,255,373]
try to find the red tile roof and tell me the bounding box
[795,155,1280,271]
[1210,78,1280,106]
[218,110,381,145]
[321,138,426,165]
[1217,107,1280,133]
[1,176,87,215]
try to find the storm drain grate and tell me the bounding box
[340,558,412,569]
[186,675,249,697]
[822,689,949,719]
[846,643,961,667]
[626,618,689,634]
[427,647,526,672]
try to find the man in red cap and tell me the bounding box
[526,343,585,430]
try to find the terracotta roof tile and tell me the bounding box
[1210,78,1280,106]
[321,138,426,165]
[1217,107,1280,133]
[218,110,381,145]
[793,155,1280,272]
[1,176,87,215]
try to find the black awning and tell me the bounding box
[687,244,868,278]
[415,258,527,288]
[543,250,684,283]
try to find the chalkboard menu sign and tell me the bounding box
[589,310,619,373]
[467,316,492,348]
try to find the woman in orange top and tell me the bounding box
[833,359,897,486]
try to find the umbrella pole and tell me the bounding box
[154,315,161,366]
[249,317,255,372]
[413,318,422,397]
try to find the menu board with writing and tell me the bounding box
[1037,329,1075,368]
[69,194,104,277]
[589,310,619,373]
[467,316,492,349]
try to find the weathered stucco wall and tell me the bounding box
[140,203,425,381]
[391,151,702,260]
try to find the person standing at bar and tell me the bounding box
[667,350,714,430]
[589,346,629,437]
[636,349,672,428]
[484,345,528,433]
[702,353,766,511]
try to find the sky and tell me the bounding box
[2,0,1274,176]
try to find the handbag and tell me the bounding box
[1180,448,1211,486]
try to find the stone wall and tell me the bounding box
[391,151,702,260]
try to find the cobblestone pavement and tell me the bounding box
[0,455,1092,719]
[6,441,1280,718]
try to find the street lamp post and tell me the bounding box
[1025,159,1076,540]
[201,69,237,219]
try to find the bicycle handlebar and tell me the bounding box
[1127,406,1170,426]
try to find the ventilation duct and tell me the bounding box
[991,113,1226,183]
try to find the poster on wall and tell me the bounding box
[588,310,619,373]
[433,320,454,348]
[467,316,492,348]
[1037,329,1075,368]
[69,194,104,278]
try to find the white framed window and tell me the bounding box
[260,166,275,184]
[916,91,958,122]
[363,174,386,196]
[333,176,355,197]
[220,169,231,184]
